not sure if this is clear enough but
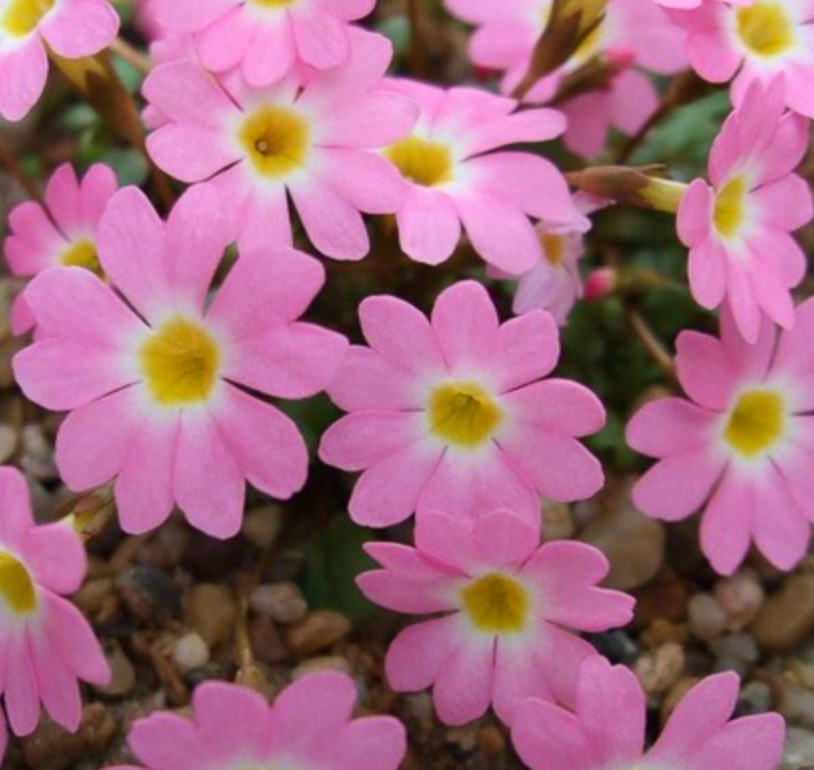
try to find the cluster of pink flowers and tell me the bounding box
[1,0,809,767]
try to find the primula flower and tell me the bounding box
[0,465,110,744]
[319,281,606,530]
[104,672,406,770]
[13,185,348,539]
[669,0,814,117]
[152,0,374,86]
[492,192,607,323]
[444,0,687,158]
[0,0,119,121]
[627,301,814,575]
[380,79,575,273]
[513,657,785,770]
[358,509,634,726]
[143,28,416,259]
[4,163,119,335]
[677,77,812,343]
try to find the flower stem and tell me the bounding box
[0,136,41,201]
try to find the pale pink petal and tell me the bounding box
[5,637,40,736]
[44,165,81,236]
[492,311,560,391]
[21,522,86,595]
[492,640,556,724]
[649,672,738,761]
[30,635,81,732]
[465,109,566,156]
[195,7,255,75]
[5,201,64,276]
[700,469,753,576]
[753,175,814,232]
[395,186,461,266]
[325,91,418,147]
[216,385,308,500]
[147,126,237,182]
[115,408,178,535]
[318,148,405,215]
[576,656,646,764]
[290,4,349,69]
[512,699,596,770]
[319,412,423,472]
[537,628,597,709]
[430,280,498,372]
[0,37,49,122]
[454,193,541,274]
[0,466,35,546]
[129,713,208,770]
[243,19,296,86]
[173,411,245,539]
[359,294,445,374]
[677,179,713,246]
[385,617,462,692]
[505,379,605,436]
[268,671,356,754]
[751,470,810,571]
[325,717,406,770]
[675,330,739,410]
[472,509,537,566]
[152,0,232,31]
[327,347,422,411]
[691,714,786,770]
[289,176,370,261]
[79,163,118,223]
[96,187,170,320]
[349,443,443,527]
[357,570,453,614]
[43,594,110,685]
[626,397,718,458]
[633,451,725,522]
[432,634,494,726]
[40,0,119,58]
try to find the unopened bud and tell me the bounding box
[567,166,687,214]
[584,268,617,300]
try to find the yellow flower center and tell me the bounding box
[736,2,795,57]
[386,137,453,188]
[461,573,529,634]
[139,318,221,407]
[428,382,501,448]
[725,389,785,458]
[713,176,747,239]
[573,21,604,62]
[0,551,37,615]
[61,238,104,277]
[1,0,55,38]
[542,233,565,267]
[250,0,297,6]
[240,106,310,179]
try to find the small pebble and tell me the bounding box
[476,725,507,757]
[783,727,814,770]
[710,632,760,676]
[542,502,575,541]
[688,593,727,641]
[635,642,685,699]
[250,582,308,624]
[250,615,288,665]
[117,566,181,622]
[737,681,773,716]
[243,505,284,549]
[173,632,211,672]
[95,641,136,697]
[291,655,353,679]
[780,685,814,730]
[752,574,814,653]
[284,610,351,656]
[185,583,237,648]
[714,570,764,631]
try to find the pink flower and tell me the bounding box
[670,0,814,117]
[4,163,119,335]
[444,0,687,157]
[677,77,812,343]
[380,79,574,273]
[152,0,374,86]
[492,192,608,323]
[513,657,785,770]
[358,509,634,726]
[13,185,348,539]
[104,672,406,770]
[0,465,110,743]
[318,281,606,530]
[627,300,814,575]
[0,0,119,121]
[143,28,416,260]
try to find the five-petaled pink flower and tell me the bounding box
[0,465,110,748]
[358,509,634,726]
[380,79,575,272]
[513,657,785,770]
[677,77,812,343]
[0,0,119,121]
[491,192,608,324]
[4,163,119,335]
[152,0,375,86]
[443,0,687,158]
[143,28,416,259]
[13,185,348,539]
[627,301,814,575]
[669,0,814,118]
[104,672,405,770]
[319,281,606,531]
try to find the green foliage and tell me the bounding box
[302,516,377,625]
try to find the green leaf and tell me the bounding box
[301,515,377,625]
